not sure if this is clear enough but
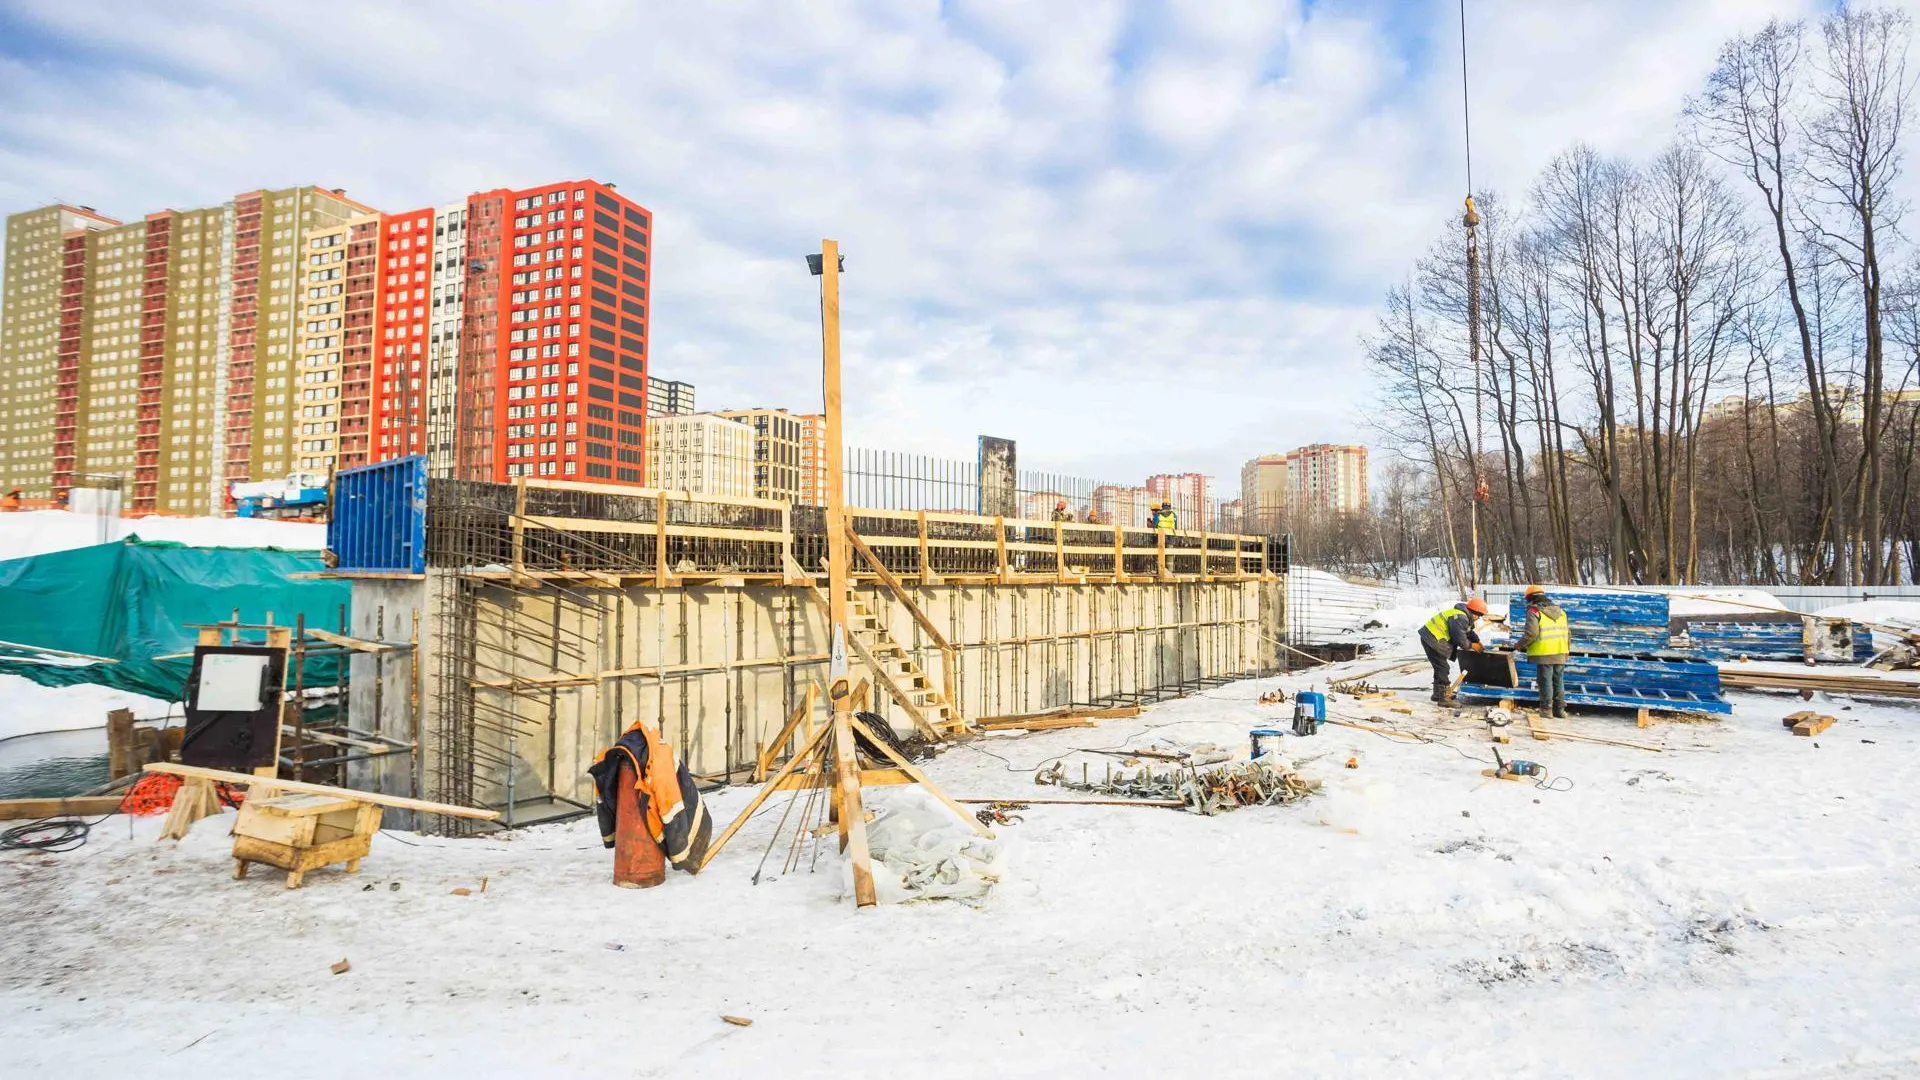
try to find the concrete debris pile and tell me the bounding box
[1034,758,1320,815]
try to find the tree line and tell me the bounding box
[1364,6,1920,588]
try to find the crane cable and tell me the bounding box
[1459,0,1487,591]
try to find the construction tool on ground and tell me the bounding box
[1488,747,1545,782]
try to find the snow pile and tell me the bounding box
[0,674,174,742]
[1815,599,1920,631]
[1666,588,1787,618]
[0,509,324,561]
[860,788,1004,905]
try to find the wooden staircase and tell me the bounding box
[845,596,967,738]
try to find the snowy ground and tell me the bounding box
[4,654,1919,1078]
[0,509,323,562]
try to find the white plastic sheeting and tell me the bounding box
[856,787,1005,905]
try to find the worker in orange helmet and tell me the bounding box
[1051,499,1071,523]
[1418,596,1487,704]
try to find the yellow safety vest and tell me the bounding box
[1422,607,1457,640]
[1152,511,1175,530]
[1527,609,1569,657]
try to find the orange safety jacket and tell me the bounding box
[588,721,712,871]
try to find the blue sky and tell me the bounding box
[0,0,1842,485]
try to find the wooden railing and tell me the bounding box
[429,477,1274,584]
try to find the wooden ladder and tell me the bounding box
[845,595,968,738]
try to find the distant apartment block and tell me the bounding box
[1092,484,1151,528]
[644,412,751,498]
[648,377,695,417]
[0,189,370,515]
[1238,444,1370,526]
[714,406,826,504]
[1,177,656,511]
[1286,443,1368,515]
[1145,472,1208,528]
[1240,454,1289,534]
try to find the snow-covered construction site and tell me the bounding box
[5,479,1920,1077]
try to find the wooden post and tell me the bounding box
[107,708,136,780]
[1055,520,1067,582]
[1113,524,1125,584]
[818,238,876,908]
[917,510,932,585]
[654,490,670,588]
[994,516,1009,583]
[511,477,527,575]
[1156,530,1169,581]
[612,760,667,888]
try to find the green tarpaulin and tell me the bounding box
[0,538,349,701]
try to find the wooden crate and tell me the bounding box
[232,792,383,889]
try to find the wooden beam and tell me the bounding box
[144,763,499,820]
[849,713,993,838]
[844,524,953,652]
[694,718,833,871]
[818,236,876,908]
[800,580,943,740]
[756,683,817,782]
[0,796,126,820]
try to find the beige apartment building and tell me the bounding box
[0,203,118,502]
[1238,444,1370,527]
[644,412,753,498]
[0,186,368,514]
[1240,454,1289,534]
[714,406,826,504]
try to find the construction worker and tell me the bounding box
[1515,585,1571,718]
[1418,597,1486,703]
[1051,499,1071,523]
[1149,502,1176,530]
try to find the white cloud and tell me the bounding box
[0,0,1880,489]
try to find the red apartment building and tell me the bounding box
[337,179,653,484]
[455,179,651,484]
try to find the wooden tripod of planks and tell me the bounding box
[694,240,987,907]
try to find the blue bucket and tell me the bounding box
[1295,691,1327,720]
[1250,728,1285,760]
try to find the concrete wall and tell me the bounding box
[357,574,1284,822]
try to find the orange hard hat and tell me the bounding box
[1056,499,1067,508]
[1464,597,1489,616]
[1524,584,1547,598]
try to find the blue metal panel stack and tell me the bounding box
[1685,619,1877,662]
[1458,654,1732,714]
[1509,590,1671,655]
[325,455,427,575]
[1463,589,1728,714]
[1685,620,1803,661]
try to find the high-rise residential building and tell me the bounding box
[2,189,368,515]
[796,412,828,506]
[714,406,812,503]
[1,205,118,504]
[1145,472,1208,529]
[2,178,654,508]
[1092,484,1151,528]
[647,377,694,417]
[471,179,653,485]
[1286,443,1368,515]
[644,412,751,497]
[1240,454,1290,534]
